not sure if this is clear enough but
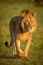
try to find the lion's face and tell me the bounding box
[20,10,37,32]
[20,17,31,32]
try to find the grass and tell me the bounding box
[0,2,43,65]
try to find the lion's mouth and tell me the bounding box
[22,26,30,32]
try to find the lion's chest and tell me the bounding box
[16,31,32,41]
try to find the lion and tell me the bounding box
[5,9,37,58]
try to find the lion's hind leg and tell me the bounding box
[12,42,17,55]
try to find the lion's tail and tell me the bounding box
[5,41,12,47]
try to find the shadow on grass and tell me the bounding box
[0,55,34,64]
[0,55,21,59]
[0,54,31,60]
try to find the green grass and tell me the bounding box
[0,2,43,65]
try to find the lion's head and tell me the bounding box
[20,9,37,32]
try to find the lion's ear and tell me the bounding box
[32,13,36,17]
[22,16,24,19]
[34,13,36,17]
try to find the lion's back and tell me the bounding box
[9,16,23,34]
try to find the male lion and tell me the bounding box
[5,9,37,58]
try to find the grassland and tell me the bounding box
[0,2,43,65]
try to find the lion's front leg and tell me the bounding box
[24,37,32,57]
[15,40,24,57]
